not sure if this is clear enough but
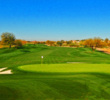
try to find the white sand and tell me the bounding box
[0,68,12,74]
[0,67,7,71]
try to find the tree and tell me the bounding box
[20,40,27,45]
[104,38,109,46]
[46,40,50,45]
[66,40,72,45]
[57,41,62,46]
[83,38,94,50]
[46,40,55,46]
[93,37,104,49]
[105,38,109,43]
[15,40,23,48]
[83,37,106,51]
[1,32,15,48]
[49,41,55,46]
[61,40,64,44]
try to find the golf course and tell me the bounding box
[0,44,110,100]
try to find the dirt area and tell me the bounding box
[96,48,110,54]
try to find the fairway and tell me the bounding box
[0,45,110,100]
[19,64,110,74]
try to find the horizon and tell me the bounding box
[0,34,109,41]
[0,0,110,40]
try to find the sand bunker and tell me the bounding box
[0,67,12,74]
[0,68,7,71]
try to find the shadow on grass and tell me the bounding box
[0,86,20,100]
[1,48,16,53]
[1,72,110,100]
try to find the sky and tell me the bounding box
[0,0,110,41]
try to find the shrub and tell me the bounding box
[15,40,23,48]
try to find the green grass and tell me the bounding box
[19,64,110,74]
[0,44,110,100]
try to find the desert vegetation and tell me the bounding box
[1,32,110,51]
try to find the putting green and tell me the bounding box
[19,64,110,74]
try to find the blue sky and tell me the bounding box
[0,0,110,41]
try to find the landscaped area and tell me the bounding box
[1,0,110,99]
[0,44,110,100]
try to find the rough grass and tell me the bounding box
[0,44,110,100]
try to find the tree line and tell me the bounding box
[81,38,110,51]
[45,38,110,51]
[0,32,110,51]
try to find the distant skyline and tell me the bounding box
[0,0,110,41]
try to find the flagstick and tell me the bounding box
[41,56,43,65]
